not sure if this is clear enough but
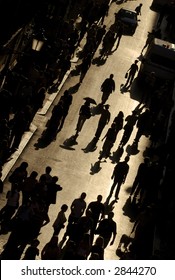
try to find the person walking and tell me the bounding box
[52,204,68,236]
[119,110,138,147]
[100,74,115,104]
[110,156,130,201]
[94,104,111,142]
[135,4,143,16]
[130,157,151,202]
[41,235,61,260]
[95,211,117,248]
[134,109,152,144]
[98,123,117,160]
[62,192,87,244]
[124,60,139,89]
[87,194,105,241]
[75,100,91,137]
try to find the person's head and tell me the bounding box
[118,111,124,118]
[30,171,38,179]
[104,104,110,110]
[31,239,40,247]
[20,162,28,170]
[80,192,86,200]
[108,211,114,219]
[134,60,138,64]
[125,156,130,162]
[39,174,47,183]
[97,194,103,202]
[95,236,104,248]
[61,204,68,212]
[45,166,52,174]
[52,176,58,183]
[110,74,114,79]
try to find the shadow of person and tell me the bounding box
[104,198,116,215]
[60,135,78,150]
[82,137,97,153]
[92,56,107,66]
[90,103,104,116]
[122,196,139,222]
[110,145,124,164]
[70,64,81,76]
[67,83,80,94]
[90,160,102,175]
[126,142,139,156]
[129,78,144,103]
[34,133,53,150]
[120,84,130,93]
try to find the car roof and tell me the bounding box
[118,8,137,15]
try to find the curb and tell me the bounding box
[1,123,37,182]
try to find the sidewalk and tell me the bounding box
[1,41,82,183]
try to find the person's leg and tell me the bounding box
[115,181,122,199]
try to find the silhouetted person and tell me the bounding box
[99,123,118,160]
[90,236,105,260]
[130,157,150,202]
[94,104,111,142]
[119,110,138,146]
[62,192,87,244]
[41,235,60,260]
[32,87,46,117]
[124,60,139,88]
[114,21,124,50]
[8,161,28,190]
[95,211,117,248]
[0,184,20,233]
[52,204,68,236]
[110,156,130,200]
[44,100,64,141]
[95,25,106,47]
[112,111,124,136]
[100,29,116,59]
[58,90,73,132]
[131,206,157,259]
[23,239,40,260]
[79,53,92,83]
[135,3,143,16]
[9,109,30,152]
[87,194,105,241]
[134,109,152,144]
[45,176,62,211]
[100,74,115,104]
[141,31,155,53]
[21,171,38,205]
[75,100,91,137]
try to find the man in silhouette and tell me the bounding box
[110,156,130,200]
[87,194,105,241]
[100,74,115,104]
[94,104,111,142]
[95,211,117,248]
[124,60,139,88]
[130,157,150,202]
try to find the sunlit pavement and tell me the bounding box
[0,0,159,260]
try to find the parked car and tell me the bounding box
[114,8,139,35]
[138,38,175,81]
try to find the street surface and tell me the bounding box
[0,0,159,259]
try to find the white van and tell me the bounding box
[139,38,175,81]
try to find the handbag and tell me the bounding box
[125,72,128,79]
